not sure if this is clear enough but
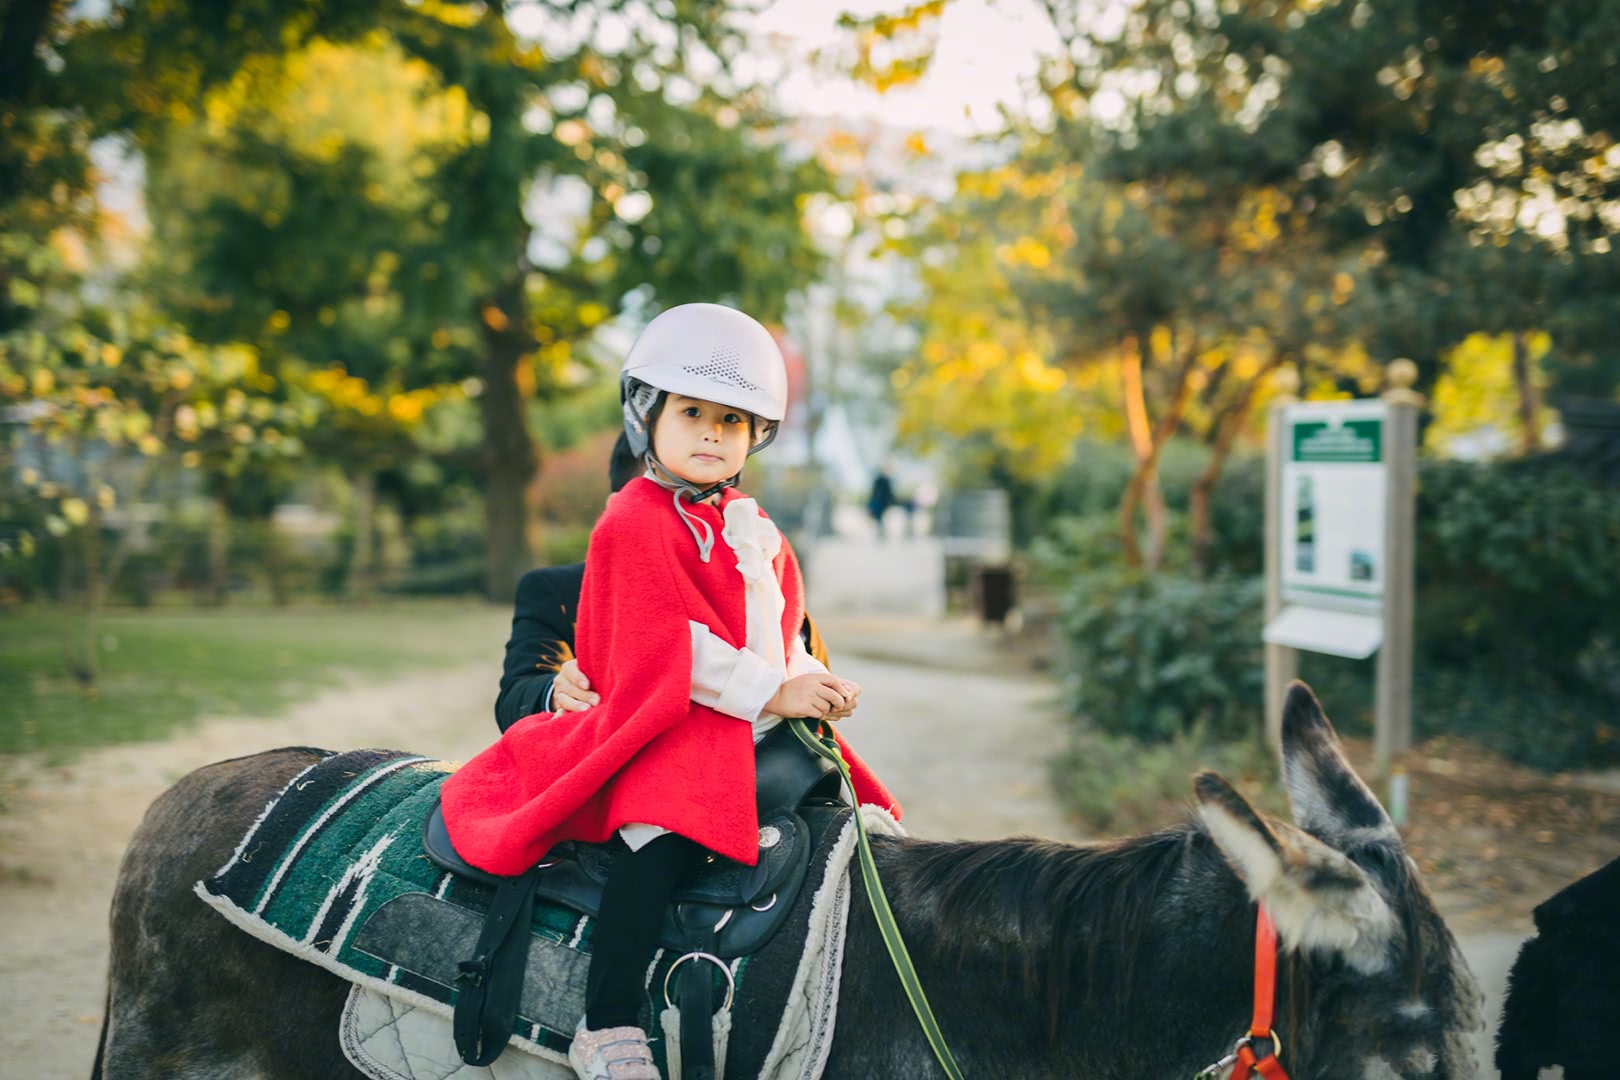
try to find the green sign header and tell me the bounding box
[1291,418,1383,463]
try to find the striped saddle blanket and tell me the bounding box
[194,748,869,1079]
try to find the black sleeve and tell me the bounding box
[494,562,585,733]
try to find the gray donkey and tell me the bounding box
[95,682,1481,1078]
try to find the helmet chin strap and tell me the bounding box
[643,454,740,563]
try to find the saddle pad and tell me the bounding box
[341,985,571,1080]
[193,748,862,1075]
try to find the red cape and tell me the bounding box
[441,479,899,875]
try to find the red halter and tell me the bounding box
[1198,905,1291,1079]
[1230,905,1291,1079]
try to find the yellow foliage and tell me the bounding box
[999,236,1051,269]
[1427,331,1557,456]
[894,323,1085,482]
[199,35,483,224]
[415,0,484,28]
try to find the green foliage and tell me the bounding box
[1025,439,1266,574]
[1041,452,1620,770]
[531,381,622,453]
[1053,568,1265,744]
[1413,458,1620,767]
[1051,726,1283,836]
[1057,0,1620,394]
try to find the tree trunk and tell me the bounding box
[206,494,230,606]
[344,468,377,599]
[1511,332,1540,454]
[67,506,104,691]
[1119,338,1155,569]
[478,277,541,602]
[1190,357,1280,576]
[1119,329,1201,572]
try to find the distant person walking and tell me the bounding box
[868,462,905,539]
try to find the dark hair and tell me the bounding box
[643,389,669,440]
[608,431,641,493]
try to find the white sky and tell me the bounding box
[750,0,1059,135]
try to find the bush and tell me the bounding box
[1023,438,1264,575]
[1041,451,1620,771]
[1051,725,1284,835]
[391,493,487,596]
[1055,567,1265,743]
[1413,457,1620,767]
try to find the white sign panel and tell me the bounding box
[1279,400,1388,613]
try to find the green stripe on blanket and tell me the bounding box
[197,748,745,1068]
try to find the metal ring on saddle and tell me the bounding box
[749,892,777,912]
[662,951,736,1013]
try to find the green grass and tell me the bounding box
[0,600,508,762]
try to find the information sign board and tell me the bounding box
[1279,400,1388,613]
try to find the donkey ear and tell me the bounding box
[1195,771,1396,973]
[1280,681,1396,842]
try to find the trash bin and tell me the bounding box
[973,565,1015,626]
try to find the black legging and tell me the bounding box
[585,831,703,1030]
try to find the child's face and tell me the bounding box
[651,394,754,488]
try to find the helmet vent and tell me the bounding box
[684,346,763,393]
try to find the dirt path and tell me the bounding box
[0,646,1080,1079]
[1,619,1552,1079]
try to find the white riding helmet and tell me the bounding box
[620,303,788,460]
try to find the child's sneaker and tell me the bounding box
[567,1022,658,1079]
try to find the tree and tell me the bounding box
[1,309,298,674]
[109,1,830,599]
[868,0,1619,569]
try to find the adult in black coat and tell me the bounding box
[1495,853,1620,1079]
[495,433,842,732]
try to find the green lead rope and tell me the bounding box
[786,719,967,1080]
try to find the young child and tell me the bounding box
[440,303,899,1079]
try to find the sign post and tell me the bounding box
[1263,368,1299,748]
[1375,361,1424,773]
[1262,362,1421,778]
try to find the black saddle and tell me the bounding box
[413,721,845,1071]
[422,804,812,957]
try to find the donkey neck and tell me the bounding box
[859,829,1305,1077]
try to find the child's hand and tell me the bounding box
[826,678,861,721]
[767,673,852,721]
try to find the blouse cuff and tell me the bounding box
[717,646,781,723]
[689,621,782,724]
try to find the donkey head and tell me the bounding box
[1195,682,1483,1079]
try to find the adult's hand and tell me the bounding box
[552,659,600,712]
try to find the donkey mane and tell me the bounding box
[894,814,1440,1049]
[892,822,1210,1037]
